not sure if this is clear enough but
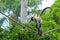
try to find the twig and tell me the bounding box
[1,13,60,36]
[0,13,37,33]
[43,27,60,35]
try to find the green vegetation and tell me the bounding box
[0,0,60,40]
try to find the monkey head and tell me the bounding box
[31,16,37,22]
[31,16,34,21]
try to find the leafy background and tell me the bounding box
[0,0,60,40]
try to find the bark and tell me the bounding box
[20,0,28,23]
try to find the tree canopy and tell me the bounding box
[0,0,60,40]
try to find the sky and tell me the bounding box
[42,0,55,10]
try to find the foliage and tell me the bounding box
[0,0,60,40]
[52,0,60,24]
[28,0,42,6]
[0,17,6,27]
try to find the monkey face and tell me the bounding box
[31,16,37,22]
[31,17,34,21]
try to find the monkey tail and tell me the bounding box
[40,7,52,16]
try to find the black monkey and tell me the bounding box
[31,7,52,35]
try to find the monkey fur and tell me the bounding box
[31,7,52,35]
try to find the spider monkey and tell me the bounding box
[31,7,52,35]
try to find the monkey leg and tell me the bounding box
[38,23,43,36]
[38,29,43,36]
[36,23,38,28]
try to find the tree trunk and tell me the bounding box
[20,0,28,23]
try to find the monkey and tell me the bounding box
[31,7,52,35]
